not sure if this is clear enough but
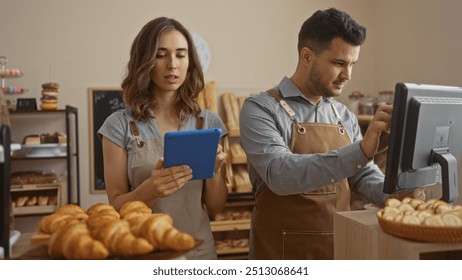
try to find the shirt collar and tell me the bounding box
[277,76,332,105]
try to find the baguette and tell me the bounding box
[204,81,217,113]
[222,93,238,131]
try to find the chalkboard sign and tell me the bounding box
[88,87,125,193]
[16,98,37,111]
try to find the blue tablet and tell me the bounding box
[164,128,222,180]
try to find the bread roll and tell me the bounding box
[38,195,49,206]
[48,195,58,205]
[15,196,29,207]
[26,196,37,206]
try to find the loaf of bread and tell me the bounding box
[10,170,58,185]
[22,134,40,144]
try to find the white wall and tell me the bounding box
[374,0,462,91]
[1,0,460,209]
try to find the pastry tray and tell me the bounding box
[377,215,462,243]
[13,143,67,158]
[17,235,202,260]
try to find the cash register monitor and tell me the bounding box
[383,82,462,203]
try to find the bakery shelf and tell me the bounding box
[10,183,61,191]
[216,90,254,260]
[11,155,68,160]
[8,106,80,206]
[216,247,249,256]
[211,219,251,232]
[13,205,57,216]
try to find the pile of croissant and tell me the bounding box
[377,197,462,227]
[37,201,195,259]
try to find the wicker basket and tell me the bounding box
[377,215,462,243]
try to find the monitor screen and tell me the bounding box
[383,82,462,203]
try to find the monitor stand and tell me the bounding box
[431,148,458,203]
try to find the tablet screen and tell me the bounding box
[164,128,222,180]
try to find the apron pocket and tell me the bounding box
[282,230,333,260]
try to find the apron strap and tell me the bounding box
[129,121,145,148]
[267,88,306,134]
[268,88,346,136]
[328,101,346,135]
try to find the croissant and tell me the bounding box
[89,219,153,256]
[86,212,120,231]
[37,212,87,234]
[119,201,152,218]
[123,211,151,227]
[87,202,118,216]
[48,221,109,260]
[131,213,195,251]
[55,204,86,215]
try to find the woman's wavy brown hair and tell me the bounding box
[121,17,204,122]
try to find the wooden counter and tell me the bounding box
[334,210,462,259]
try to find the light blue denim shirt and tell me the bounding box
[239,76,388,206]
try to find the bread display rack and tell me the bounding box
[220,92,252,193]
[8,106,80,233]
[197,83,255,259]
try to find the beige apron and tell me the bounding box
[128,116,216,259]
[252,89,351,259]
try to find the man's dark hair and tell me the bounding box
[298,8,366,54]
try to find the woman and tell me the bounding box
[98,17,228,259]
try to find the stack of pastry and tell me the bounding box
[377,197,462,226]
[40,132,67,144]
[40,82,59,110]
[36,201,196,259]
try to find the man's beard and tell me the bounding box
[309,62,342,98]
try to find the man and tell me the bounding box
[239,8,392,260]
